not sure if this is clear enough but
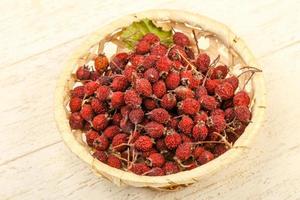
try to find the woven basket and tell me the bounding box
[54,9,266,190]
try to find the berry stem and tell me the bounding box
[212,132,233,148]
[192,30,200,54]
[202,54,220,86]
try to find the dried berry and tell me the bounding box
[76,66,90,80]
[134,136,153,152]
[94,54,109,72]
[112,133,128,152]
[200,95,217,111]
[178,98,200,115]
[161,93,177,110]
[175,142,192,161]
[69,97,82,112]
[85,130,99,146]
[124,90,142,108]
[142,33,160,44]
[84,81,99,96]
[178,115,194,135]
[173,32,190,47]
[150,44,168,56]
[165,131,182,150]
[129,108,144,124]
[93,135,109,151]
[233,91,250,106]
[156,56,172,74]
[163,162,180,175]
[197,150,214,165]
[144,121,165,138]
[165,71,180,90]
[196,53,210,73]
[210,65,228,79]
[152,80,167,98]
[91,98,106,114]
[143,68,159,83]
[107,155,122,169]
[95,85,111,101]
[71,86,85,98]
[80,104,94,121]
[147,167,165,176]
[192,123,208,141]
[110,92,125,108]
[234,106,251,123]
[111,76,128,92]
[69,112,84,129]
[130,163,150,175]
[143,98,157,110]
[147,153,165,167]
[93,150,107,163]
[135,78,153,97]
[92,114,109,131]
[147,108,170,124]
[136,40,150,54]
[103,125,120,139]
[215,82,234,100]
[174,86,195,100]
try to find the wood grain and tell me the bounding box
[0,0,299,199]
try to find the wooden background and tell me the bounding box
[0,0,299,199]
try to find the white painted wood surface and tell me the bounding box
[0,0,299,199]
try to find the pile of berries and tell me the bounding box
[68,31,252,176]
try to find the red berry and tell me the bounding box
[150,44,168,56]
[98,75,112,86]
[224,107,235,122]
[110,53,129,72]
[152,80,167,98]
[141,148,158,158]
[161,93,177,110]
[211,109,225,118]
[71,86,85,98]
[134,136,153,152]
[135,78,153,97]
[112,112,122,126]
[175,142,192,161]
[196,53,210,73]
[200,95,217,111]
[85,130,98,146]
[234,106,251,123]
[119,118,134,133]
[144,121,165,138]
[90,71,100,81]
[173,32,190,47]
[233,91,250,106]
[210,65,228,79]
[143,68,159,83]
[129,108,144,124]
[197,150,214,165]
[136,40,150,54]
[165,71,180,90]
[178,115,194,135]
[193,146,205,159]
[112,133,128,152]
[123,65,137,82]
[147,108,170,124]
[130,163,150,175]
[124,90,142,108]
[91,98,107,114]
[181,134,192,143]
[143,98,157,110]
[195,86,208,99]
[180,70,201,89]
[163,162,179,175]
[213,144,228,157]
[208,114,226,132]
[142,33,160,44]
[95,85,111,101]
[147,167,165,176]
[174,86,195,100]
[224,76,239,91]
[107,155,122,169]
[69,112,84,129]
[168,45,187,61]
[84,81,99,96]
[168,117,179,129]
[103,125,120,139]
[215,82,234,100]
[93,150,107,163]
[205,79,222,94]
[94,55,109,72]
[156,139,167,152]
[80,104,94,121]
[93,135,109,151]
[185,47,195,59]
[69,97,82,112]
[111,76,128,92]
[92,114,109,131]
[192,123,208,141]
[76,66,90,80]
[156,56,172,74]
[110,91,125,108]
[130,54,145,68]
[165,131,182,150]
[194,111,208,123]
[120,105,132,118]
[178,98,200,115]
[143,55,158,69]
[147,153,165,167]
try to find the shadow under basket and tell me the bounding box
[54,9,266,191]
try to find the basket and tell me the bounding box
[54,9,266,190]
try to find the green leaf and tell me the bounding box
[120,18,173,49]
